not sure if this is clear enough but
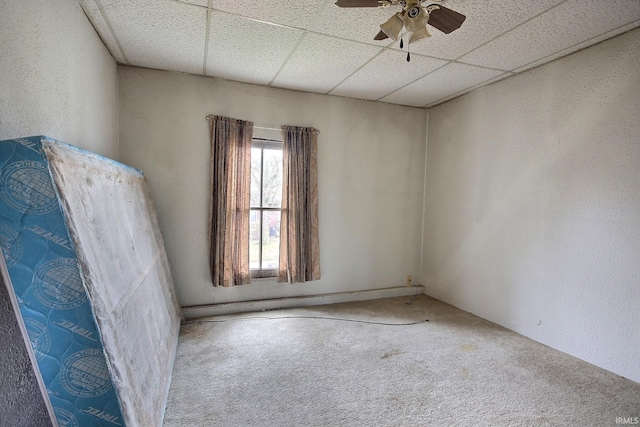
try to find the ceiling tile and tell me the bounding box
[397,0,565,60]
[177,0,207,6]
[207,12,305,85]
[78,0,127,63]
[271,33,382,94]
[459,0,640,71]
[309,3,396,45]
[513,19,640,73]
[81,0,639,108]
[424,72,513,107]
[98,0,206,74]
[330,49,448,101]
[380,62,504,107]
[209,0,326,29]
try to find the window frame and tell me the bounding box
[250,137,283,279]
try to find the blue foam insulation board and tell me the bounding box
[0,136,181,426]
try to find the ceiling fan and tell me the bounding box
[335,0,466,60]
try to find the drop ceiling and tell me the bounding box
[79,0,640,108]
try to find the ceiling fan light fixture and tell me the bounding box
[380,12,403,41]
[403,5,429,33]
[409,26,431,43]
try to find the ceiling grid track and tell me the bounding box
[327,46,388,95]
[200,4,441,58]
[420,2,637,108]
[374,61,450,103]
[510,17,640,74]
[421,71,513,108]
[421,19,640,109]
[452,0,571,62]
[268,32,309,87]
[93,0,130,65]
[78,0,640,108]
[78,2,116,61]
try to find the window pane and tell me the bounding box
[261,210,280,270]
[249,210,261,270]
[262,149,282,208]
[250,147,261,208]
[249,143,282,277]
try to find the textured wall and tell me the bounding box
[0,259,53,427]
[118,67,427,306]
[0,0,118,158]
[0,2,118,423]
[423,28,640,383]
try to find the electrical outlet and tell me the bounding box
[406,275,412,286]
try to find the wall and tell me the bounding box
[423,28,640,383]
[0,257,53,427]
[0,1,118,422]
[118,66,427,307]
[0,0,118,158]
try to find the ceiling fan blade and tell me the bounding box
[374,30,389,40]
[335,0,379,7]
[427,5,466,34]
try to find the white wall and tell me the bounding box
[118,67,427,307]
[423,28,640,383]
[0,0,118,158]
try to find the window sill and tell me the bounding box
[250,276,278,284]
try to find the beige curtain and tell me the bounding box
[279,125,321,283]
[209,115,252,287]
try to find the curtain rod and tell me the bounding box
[204,116,279,132]
[204,116,319,133]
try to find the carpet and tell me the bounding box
[163,295,639,426]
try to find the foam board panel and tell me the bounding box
[0,136,181,426]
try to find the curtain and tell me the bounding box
[208,115,252,287]
[279,125,321,283]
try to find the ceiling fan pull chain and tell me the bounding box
[400,38,404,49]
[406,38,411,62]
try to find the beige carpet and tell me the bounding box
[163,295,639,426]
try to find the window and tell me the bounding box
[249,138,283,278]
[208,116,319,286]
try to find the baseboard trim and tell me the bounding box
[181,286,424,319]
